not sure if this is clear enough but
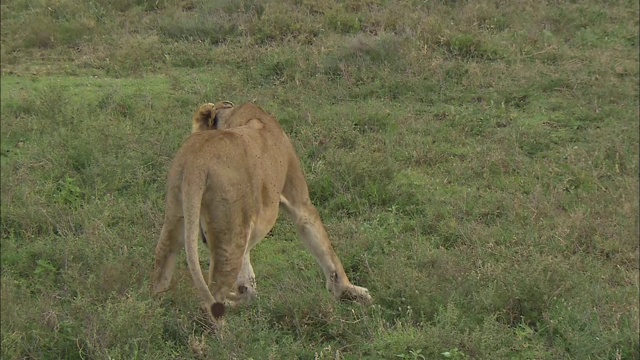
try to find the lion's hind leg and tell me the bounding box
[229,215,278,303]
[227,252,257,303]
[153,216,185,295]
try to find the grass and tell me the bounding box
[1,0,638,358]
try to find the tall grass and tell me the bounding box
[1,0,638,358]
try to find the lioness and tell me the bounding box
[153,102,371,320]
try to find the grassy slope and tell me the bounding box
[1,0,638,359]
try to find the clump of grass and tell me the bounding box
[156,9,241,44]
[247,2,322,44]
[325,5,362,34]
[441,33,503,60]
[106,35,165,76]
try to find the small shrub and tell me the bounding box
[53,176,85,209]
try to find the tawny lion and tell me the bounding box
[153,101,371,320]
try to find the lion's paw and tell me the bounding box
[340,285,372,304]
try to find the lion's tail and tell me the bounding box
[181,166,216,314]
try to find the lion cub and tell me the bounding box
[153,102,371,321]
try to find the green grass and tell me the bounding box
[1,0,638,359]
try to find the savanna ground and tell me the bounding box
[1,0,638,359]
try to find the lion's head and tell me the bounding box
[191,101,235,133]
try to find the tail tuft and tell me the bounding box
[211,302,225,319]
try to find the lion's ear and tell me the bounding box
[192,103,216,133]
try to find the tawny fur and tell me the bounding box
[153,102,372,321]
[191,101,234,133]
